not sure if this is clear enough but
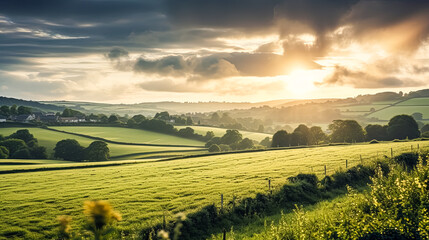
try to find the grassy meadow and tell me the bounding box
[51,126,205,146]
[0,127,205,161]
[178,126,272,142]
[0,140,428,239]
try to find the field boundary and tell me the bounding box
[43,127,206,148]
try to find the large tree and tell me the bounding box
[329,120,365,143]
[271,130,290,147]
[220,129,242,145]
[8,129,37,144]
[0,139,27,155]
[291,124,311,146]
[54,139,85,161]
[365,124,388,141]
[387,115,420,140]
[85,141,110,162]
[309,126,327,145]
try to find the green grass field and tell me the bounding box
[51,126,205,146]
[0,140,427,239]
[396,97,429,106]
[178,126,272,142]
[0,127,205,160]
[366,106,429,120]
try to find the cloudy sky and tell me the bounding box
[0,0,429,103]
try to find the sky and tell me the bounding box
[0,0,429,103]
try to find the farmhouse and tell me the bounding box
[0,115,7,122]
[14,114,35,123]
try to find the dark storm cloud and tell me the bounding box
[106,48,129,60]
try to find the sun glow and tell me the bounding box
[286,68,328,98]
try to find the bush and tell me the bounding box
[394,152,419,170]
[208,144,221,152]
[288,173,318,187]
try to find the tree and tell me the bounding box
[329,120,365,143]
[30,146,48,159]
[204,131,215,141]
[205,137,221,148]
[17,106,32,115]
[0,106,10,116]
[85,141,110,162]
[177,127,195,138]
[220,129,242,145]
[309,126,326,144]
[260,137,271,147]
[10,105,17,115]
[186,116,193,125]
[365,124,388,141]
[126,118,137,127]
[421,124,429,134]
[154,111,170,121]
[211,112,220,122]
[237,138,254,150]
[0,139,27,155]
[292,124,311,146]
[411,112,423,121]
[8,129,36,144]
[387,115,420,140]
[0,146,9,159]
[271,130,290,147]
[208,144,221,152]
[108,114,119,123]
[11,148,31,159]
[131,114,146,124]
[54,139,85,161]
[257,125,264,133]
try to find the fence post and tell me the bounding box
[221,194,224,211]
[391,148,393,158]
[411,145,413,151]
[418,144,420,151]
[360,154,362,164]
[346,159,348,169]
[268,179,271,192]
[324,165,327,176]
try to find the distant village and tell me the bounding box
[0,105,100,124]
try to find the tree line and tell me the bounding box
[271,114,423,148]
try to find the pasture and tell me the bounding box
[0,127,205,160]
[366,106,429,120]
[0,140,428,239]
[51,126,205,146]
[178,125,272,142]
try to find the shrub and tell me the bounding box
[288,173,318,187]
[394,152,419,170]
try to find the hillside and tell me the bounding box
[0,96,64,113]
[0,127,205,160]
[0,140,427,239]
